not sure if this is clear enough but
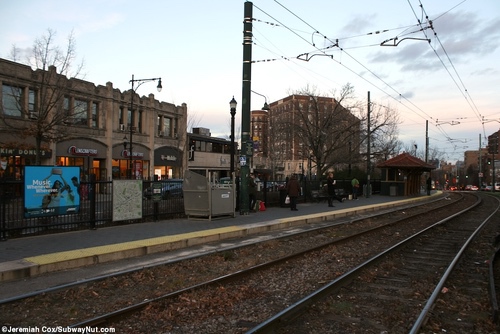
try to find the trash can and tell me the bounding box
[389,185,397,196]
[363,184,372,198]
[183,170,235,220]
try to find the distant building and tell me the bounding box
[251,109,269,169]
[266,94,360,179]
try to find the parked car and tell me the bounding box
[144,179,183,199]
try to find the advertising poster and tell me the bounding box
[24,166,81,218]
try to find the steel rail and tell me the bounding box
[246,192,481,333]
[68,195,461,328]
[0,194,451,305]
[410,194,500,333]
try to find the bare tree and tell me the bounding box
[2,28,84,165]
[367,103,402,168]
[269,84,361,177]
[268,84,402,179]
[187,109,203,133]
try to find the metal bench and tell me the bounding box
[311,188,347,202]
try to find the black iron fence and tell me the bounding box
[0,178,185,240]
[254,178,380,208]
[0,178,380,239]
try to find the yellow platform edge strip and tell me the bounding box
[25,226,242,265]
[23,193,440,266]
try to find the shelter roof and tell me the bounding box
[376,152,435,170]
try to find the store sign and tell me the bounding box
[0,148,52,158]
[68,145,98,156]
[154,147,181,166]
[122,150,144,158]
[160,154,177,162]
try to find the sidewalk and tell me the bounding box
[0,194,437,282]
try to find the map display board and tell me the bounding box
[24,166,80,218]
[112,180,143,221]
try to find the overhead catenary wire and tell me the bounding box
[252,0,482,155]
[268,0,439,123]
[408,0,485,140]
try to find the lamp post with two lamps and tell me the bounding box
[123,74,162,179]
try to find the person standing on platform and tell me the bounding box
[286,174,301,211]
[426,176,432,196]
[351,177,360,200]
[248,173,257,212]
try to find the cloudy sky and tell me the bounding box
[1,0,499,163]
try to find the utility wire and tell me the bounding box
[255,1,479,152]
[409,0,485,141]
[270,0,436,123]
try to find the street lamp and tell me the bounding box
[229,97,237,177]
[251,90,270,111]
[126,74,162,179]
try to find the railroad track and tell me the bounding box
[3,192,498,333]
[0,193,451,304]
[250,192,500,333]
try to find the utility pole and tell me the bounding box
[239,1,253,214]
[425,120,429,163]
[479,134,482,188]
[366,91,371,198]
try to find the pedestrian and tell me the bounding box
[351,177,360,200]
[248,173,257,212]
[327,172,344,207]
[286,174,301,211]
[426,176,432,196]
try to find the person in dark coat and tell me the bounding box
[248,173,257,211]
[327,172,344,207]
[286,174,301,211]
[426,176,432,196]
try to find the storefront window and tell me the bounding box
[112,159,149,179]
[0,156,23,179]
[112,159,126,179]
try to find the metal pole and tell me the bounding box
[425,120,429,163]
[240,1,253,215]
[129,75,135,179]
[127,75,161,180]
[479,134,482,188]
[230,104,236,176]
[493,135,497,192]
[366,91,371,198]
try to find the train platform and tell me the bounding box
[0,193,440,282]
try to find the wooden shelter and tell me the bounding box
[376,153,435,196]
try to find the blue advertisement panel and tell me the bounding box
[24,166,81,218]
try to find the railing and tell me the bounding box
[0,178,380,239]
[0,179,184,240]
